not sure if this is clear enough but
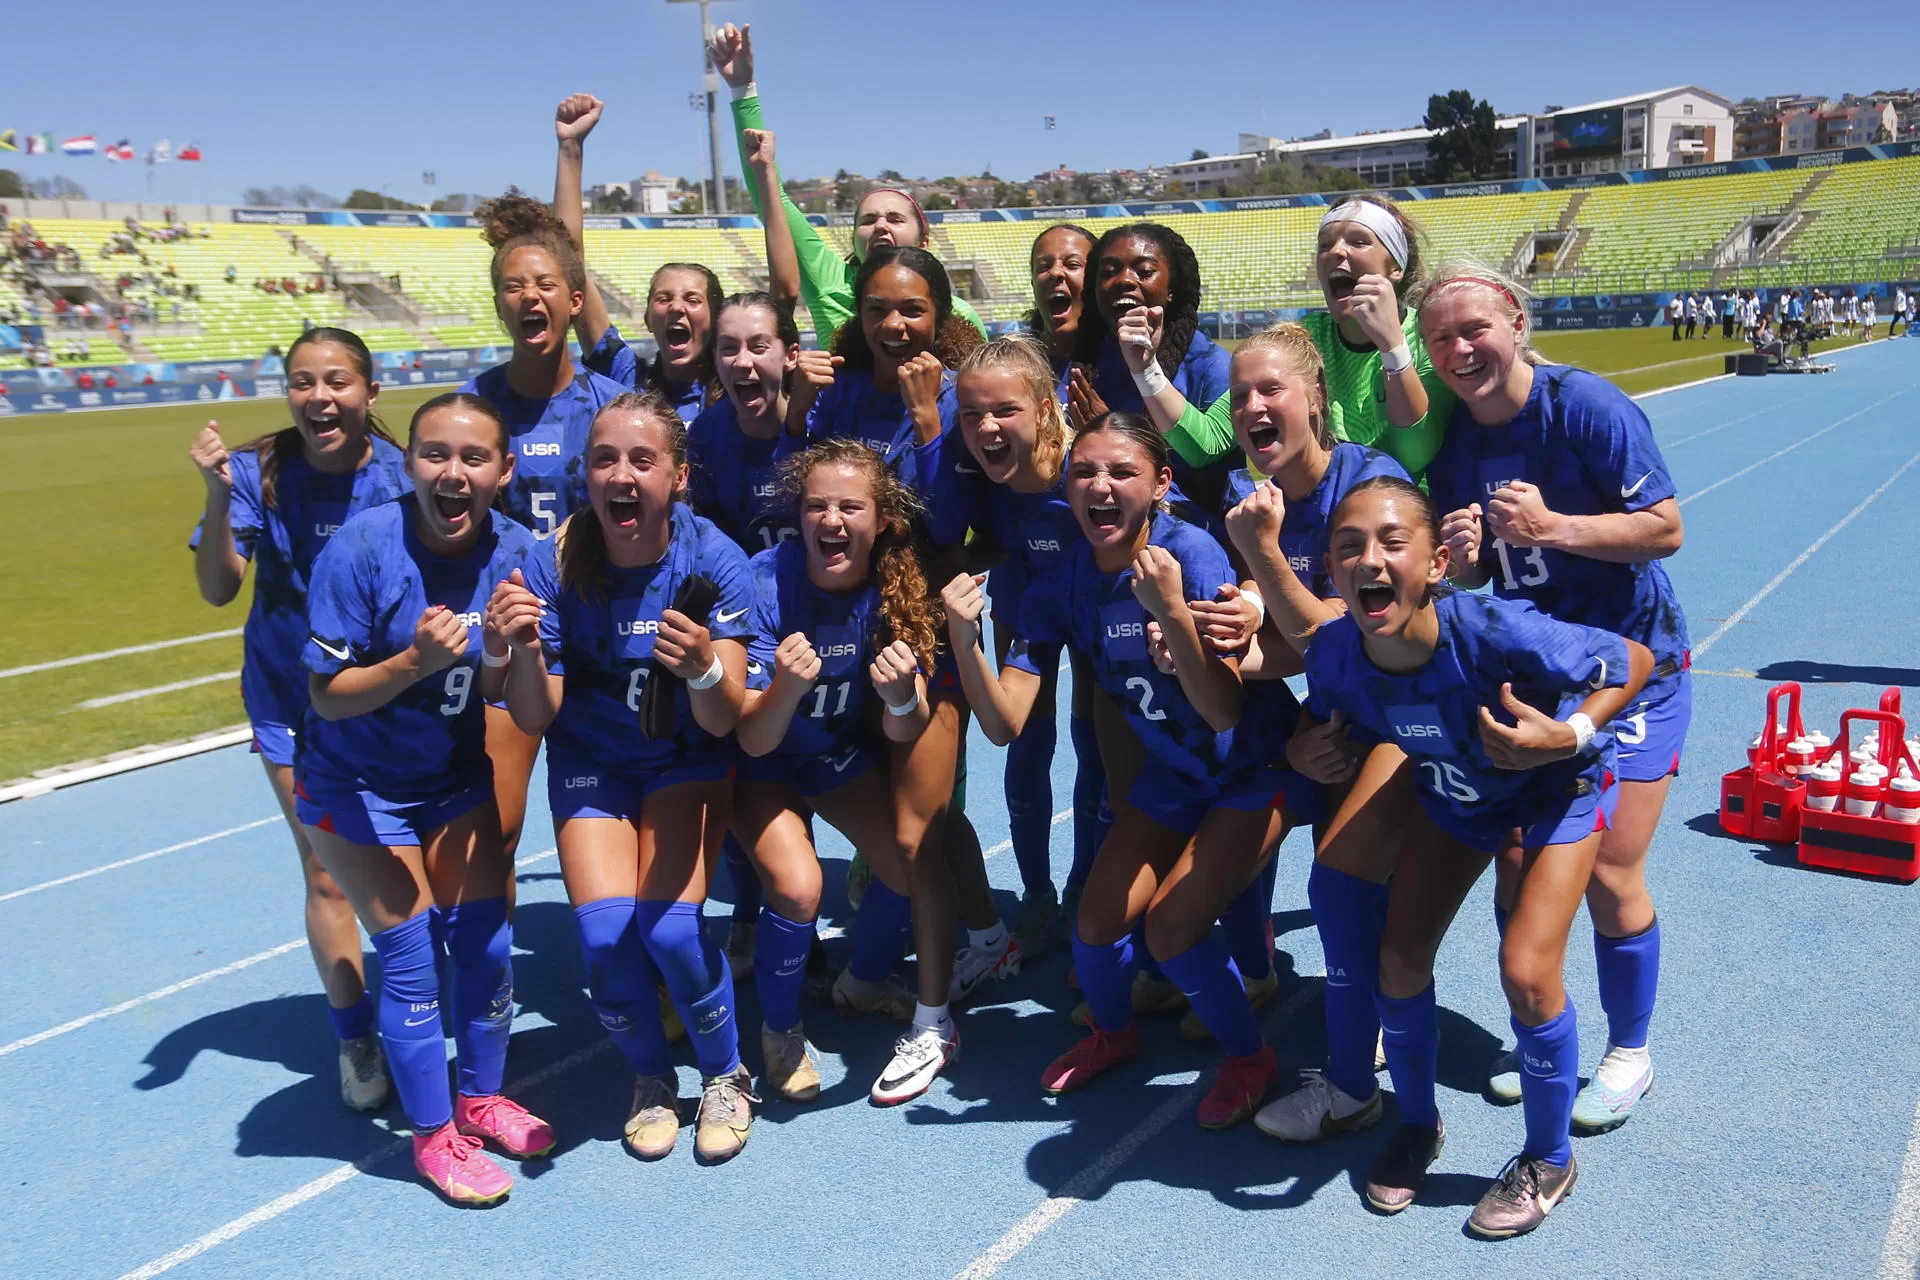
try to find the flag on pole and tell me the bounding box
[177,143,203,162]
[105,139,136,161]
[0,130,16,153]
[25,132,52,155]
[60,135,98,156]
[148,138,172,164]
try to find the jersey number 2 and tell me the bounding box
[1125,676,1167,722]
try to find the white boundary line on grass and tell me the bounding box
[954,982,1318,1280]
[1693,447,1920,658]
[0,816,279,904]
[0,627,243,680]
[115,1037,614,1280]
[0,849,557,1060]
[1679,385,1917,508]
[0,727,253,805]
[75,669,239,710]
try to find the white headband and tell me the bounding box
[1320,200,1408,270]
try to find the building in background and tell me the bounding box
[1517,87,1733,179]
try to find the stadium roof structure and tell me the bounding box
[1541,85,1734,114]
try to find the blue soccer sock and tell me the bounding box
[1594,919,1659,1050]
[443,897,513,1098]
[636,900,740,1079]
[1375,983,1440,1130]
[572,896,673,1077]
[1513,1002,1580,1166]
[1309,863,1388,1101]
[754,908,815,1034]
[1005,708,1059,897]
[848,879,912,983]
[1068,714,1104,892]
[1219,863,1277,982]
[722,832,762,925]
[1158,935,1262,1058]
[370,911,452,1132]
[1072,927,1138,1033]
[326,994,375,1042]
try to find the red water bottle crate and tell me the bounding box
[1719,681,1807,843]
[1798,692,1920,883]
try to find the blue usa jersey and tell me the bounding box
[1425,365,1689,702]
[581,323,709,422]
[972,475,1081,613]
[301,499,536,801]
[745,540,890,761]
[525,502,754,772]
[1091,331,1238,518]
[804,368,977,547]
[1223,443,1409,601]
[1009,510,1292,783]
[462,363,626,540]
[1304,591,1631,833]
[688,396,802,555]
[189,439,410,728]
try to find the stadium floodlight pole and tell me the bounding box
[666,0,737,215]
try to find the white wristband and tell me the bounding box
[1133,359,1171,399]
[1565,712,1596,752]
[1380,341,1414,376]
[481,648,511,668]
[1244,590,1267,630]
[731,82,757,102]
[687,653,725,691]
[886,687,922,717]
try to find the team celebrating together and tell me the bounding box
[182,22,1693,1240]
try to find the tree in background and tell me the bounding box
[924,192,955,210]
[26,176,86,200]
[1424,89,1500,182]
[242,184,339,209]
[343,189,424,211]
[0,170,23,199]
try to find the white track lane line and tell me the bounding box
[0,627,242,681]
[115,1038,614,1280]
[954,982,1318,1280]
[0,850,558,1060]
[0,816,279,905]
[1878,1092,1920,1279]
[1693,448,1920,658]
[74,670,240,711]
[1679,385,1916,508]
[1660,387,1825,449]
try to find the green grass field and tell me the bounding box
[0,327,1881,782]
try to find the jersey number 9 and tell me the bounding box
[441,667,472,717]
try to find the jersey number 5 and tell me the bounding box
[530,491,559,540]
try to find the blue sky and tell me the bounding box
[1,0,1912,207]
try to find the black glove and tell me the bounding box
[638,574,720,739]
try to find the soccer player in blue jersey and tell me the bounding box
[734,440,947,1104]
[486,390,756,1163]
[790,245,1018,1038]
[1064,225,1237,519]
[954,336,1106,957]
[189,327,409,1113]
[687,289,806,974]
[461,192,629,870]
[551,92,721,421]
[947,412,1301,1129]
[1027,224,1096,377]
[1420,264,1688,1135]
[1294,475,1651,1237]
[296,392,549,1206]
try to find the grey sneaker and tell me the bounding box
[1467,1153,1578,1239]
[1486,1050,1523,1103]
[760,1022,822,1103]
[1013,885,1059,961]
[1365,1121,1446,1214]
[695,1065,758,1163]
[338,1033,390,1112]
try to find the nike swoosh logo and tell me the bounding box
[403,1015,437,1028]
[953,463,981,474]
[1621,472,1653,499]
[312,637,352,661]
[714,606,749,624]
[830,749,860,773]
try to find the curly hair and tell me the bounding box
[242,326,397,510]
[955,335,1071,484]
[831,245,983,371]
[1021,223,1095,339]
[556,390,688,605]
[776,438,942,674]
[1232,321,1334,453]
[1070,223,1204,379]
[474,188,586,325]
[646,261,727,406]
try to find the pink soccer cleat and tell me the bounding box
[413,1122,512,1206]
[455,1093,557,1160]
